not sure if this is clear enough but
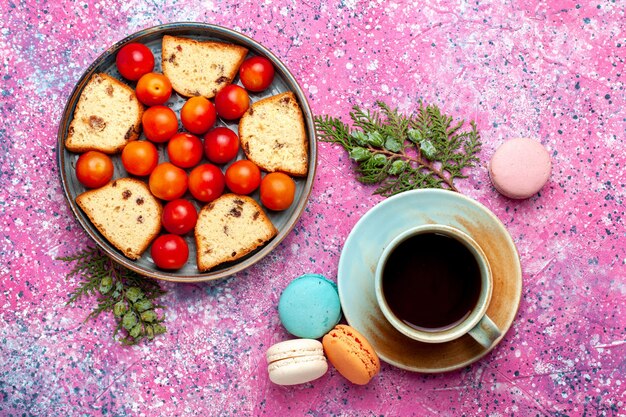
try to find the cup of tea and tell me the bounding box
[374,224,501,348]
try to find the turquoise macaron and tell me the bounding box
[278,274,342,339]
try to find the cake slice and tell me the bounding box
[195,194,277,271]
[238,92,308,176]
[76,178,162,260]
[65,73,143,154]
[161,35,248,98]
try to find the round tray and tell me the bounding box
[57,23,317,282]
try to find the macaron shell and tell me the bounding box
[266,338,325,363]
[489,137,551,199]
[278,274,342,339]
[322,325,380,385]
[267,356,328,386]
[266,339,328,386]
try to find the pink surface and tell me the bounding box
[1,1,625,416]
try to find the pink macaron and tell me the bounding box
[488,138,551,199]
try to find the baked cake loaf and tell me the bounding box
[65,73,143,154]
[76,178,162,260]
[195,194,278,271]
[161,35,248,98]
[238,92,308,176]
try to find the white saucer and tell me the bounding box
[337,189,522,373]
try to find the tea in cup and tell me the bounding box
[374,224,501,348]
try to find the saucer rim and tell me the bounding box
[337,189,522,373]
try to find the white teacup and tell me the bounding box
[374,224,501,348]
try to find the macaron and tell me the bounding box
[488,137,551,199]
[322,324,380,385]
[266,339,328,385]
[278,274,342,339]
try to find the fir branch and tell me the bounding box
[58,246,167,345]
[315,101,482,197]
[312,114,353,152]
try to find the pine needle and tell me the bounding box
[314,101,482,196]
[58,246,167,345]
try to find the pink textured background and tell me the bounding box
[2,1,625,416]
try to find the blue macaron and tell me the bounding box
[278,274,342,339]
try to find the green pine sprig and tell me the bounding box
[58,246,167,345]
[314,101,482,196]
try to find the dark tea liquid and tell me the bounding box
[382,232,482,332]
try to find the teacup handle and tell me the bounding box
[468,315,502,349]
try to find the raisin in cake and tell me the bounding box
[195,194,277,271]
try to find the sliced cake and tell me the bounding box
[161,35,248,98]
[195,194,278,271]
[76,178,162,260]
[65,73,143,154]
[238,92,308,176]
